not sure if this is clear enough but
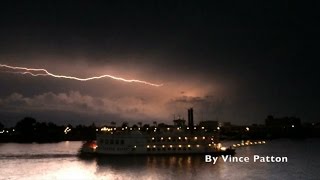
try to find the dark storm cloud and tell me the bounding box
[0,1,319,125]
[0,91,164,125]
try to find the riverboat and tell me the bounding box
[80,108,235,156]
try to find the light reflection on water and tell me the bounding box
[92,155,213,180]
[0,139,320,179]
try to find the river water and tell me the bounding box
[0,139,319,180]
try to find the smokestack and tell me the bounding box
[188,108,194,132]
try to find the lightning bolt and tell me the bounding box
[0,64,163,87]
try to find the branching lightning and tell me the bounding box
[0,64,163,87]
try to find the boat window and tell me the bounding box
[115,140,119,144]
[110,139,114,144]
[120,140,124,144]
[105,139,109,144]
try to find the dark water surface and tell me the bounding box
[0,139,319,180]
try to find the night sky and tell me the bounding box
[0,1,319,126]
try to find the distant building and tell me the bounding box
[265,116,301,128]
[198,121,218,130]
[173,119,186,127]
[265,116,302,138]
[222,122,231,127]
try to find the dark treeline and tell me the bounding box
[1,115,320,143]
[0,117,96,143]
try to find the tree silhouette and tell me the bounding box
[142,124,150,131]
[15,117,37,142]
[90,123,96,128]
[138,122,142,127]
[121,122,128,128]
[132,124,138,130]
[153,121,157,127]
[110,121,116,127]
[15,117,36,134]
